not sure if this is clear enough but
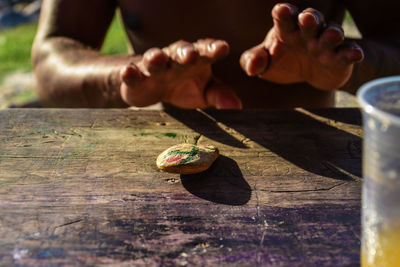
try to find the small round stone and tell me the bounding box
[156,143,219,174]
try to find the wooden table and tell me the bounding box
[0,108,362,266]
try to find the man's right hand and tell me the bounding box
[120,39,242,109]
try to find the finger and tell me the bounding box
[336,42,364,65]
[193,39,230,60]
[120,63,158,107]
[240,45,270,76]
[319,24,344,51]
[163,40,199,65]
[142,48,169,73]
[271,3,299,41]
[298,9,324,40]
[120,63,144,88]
[205,79,242,110]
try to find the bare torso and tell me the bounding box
[117,0,346,108]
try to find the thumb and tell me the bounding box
[205,78,243,110]
[240,44,270,77]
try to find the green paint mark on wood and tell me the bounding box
[0,180,15,188]
[61,142,99,159]
[139,132,177,139]
[164,133,177,138]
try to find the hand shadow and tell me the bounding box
[164,105,247,148]
[180,155,251,205]
[200,109,362,181]
[308,108,362,126]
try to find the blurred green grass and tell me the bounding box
[0,23,37,82]
[0,14,129,83]
[101,14,130,55]
[0,14,129,107]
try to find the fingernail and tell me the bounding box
[347,47,364,61]
[324,27,344,43]
[208,42,217,52]
[327,25,344,35]
[209,41,229,58]
[300,11,319,25]
[177,46,187,59]
[284,4,298,15]
[287,5,297,15]
[178,45,197,63]
[311,13,319,25]
[244,55,253,75]
[121,65,134,77]
[243,53,267,76]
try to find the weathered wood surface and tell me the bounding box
[0,108,362,266]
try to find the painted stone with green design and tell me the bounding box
[156,143,219,174]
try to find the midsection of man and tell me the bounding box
[116,0,345,109]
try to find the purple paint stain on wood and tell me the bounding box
[35,248,66,259]
[48,198,358,266]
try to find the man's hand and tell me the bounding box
[120,39,242,109]
[240,3,364,91]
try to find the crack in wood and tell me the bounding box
[55,219,83,229]
[254,181,270,267]
[253,183,261,220]
[0,156,56,159]
[256,231,266,266]
[350,226,361,241]
[266,182,347,193]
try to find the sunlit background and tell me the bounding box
[0,0,129,108]
[0,1,360,108]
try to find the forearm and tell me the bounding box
[33,37,137,108]
[340,39,400,94]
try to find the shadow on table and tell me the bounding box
[168,107,362,181]
[210,109,362,181]
[164,107,247,148]
[181,155,251,205]
[308,108,362,126]
[9,99,43,108]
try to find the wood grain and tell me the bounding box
[0,108,362,266]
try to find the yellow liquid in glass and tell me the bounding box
[362,226,400,267]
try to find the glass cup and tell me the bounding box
[357,76,400,267]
